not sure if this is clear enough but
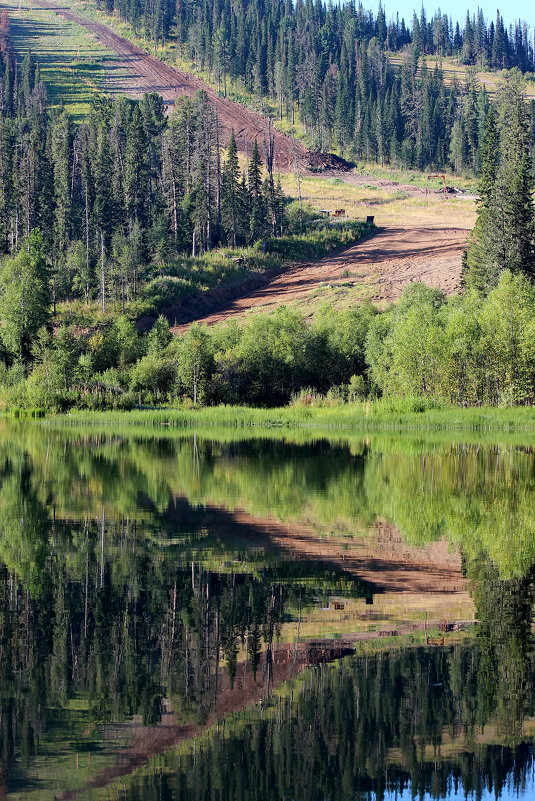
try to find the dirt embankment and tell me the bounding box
[33,0,304,169]
[172,225,469,330]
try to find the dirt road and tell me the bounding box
[32,0,303,169]
[173,225,469,329]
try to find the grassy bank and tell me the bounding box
[55,220,373,326]
[48,400,535,433]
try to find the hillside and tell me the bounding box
[8,0,303,168]
[172,225,470,329]
[6,0,534,175]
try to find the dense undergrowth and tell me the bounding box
[2,269,535,415]
[58,219,372,326]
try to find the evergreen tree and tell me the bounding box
[247,140,268,243]
[220,132,241,246]
[465,73,535,290]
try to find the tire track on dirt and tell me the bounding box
[171,225,469,330]
[32,0,303,169]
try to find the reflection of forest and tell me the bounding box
[0,426,534,799]
[0,508,370,797]
[150,638,535,801]
[1,424,534,578]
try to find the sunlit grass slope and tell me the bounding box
[3,0,129,120]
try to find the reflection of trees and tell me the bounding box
[469,557,535,739]
[0,451,49,587]
[150,643,535,801]
[2,427,535,580]
[0,504,369,789]
[1,428,535,796]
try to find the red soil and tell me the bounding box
[172,225,469,330]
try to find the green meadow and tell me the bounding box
[4,0,128,119]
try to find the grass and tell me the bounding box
[54,221,373,326]
[355,160,477,193]
[388,52,535,101]
[278,172,477,231]
[5,0,130,121]
[48,400,535,434]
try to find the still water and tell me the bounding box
[0,421,534,800]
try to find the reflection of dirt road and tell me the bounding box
[32,0,302,169]
[56,503,472,799]
[58,618,474,799]
[56,644,345,800]
[159,498,469,596]
[173,226,469,329]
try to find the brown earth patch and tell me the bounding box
[171,225,469,330]
[162,498,469,596]
[226,509,468,595]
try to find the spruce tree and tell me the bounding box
[464,106,500,290]
[247,140,268,243]
[465,73,535,291]
[220,132,241,247]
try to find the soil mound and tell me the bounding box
[306,151,355,172]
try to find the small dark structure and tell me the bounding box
[366,215,375,225]
[306,151,355,171]
[426,173,447,199]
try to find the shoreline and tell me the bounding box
[12,402,535,435]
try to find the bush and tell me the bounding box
[141,276,196,312]
[265,221,371,261]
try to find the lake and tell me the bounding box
[0,420,534,800]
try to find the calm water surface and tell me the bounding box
[0,422,534,800]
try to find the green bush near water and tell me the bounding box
[1,245,535,416]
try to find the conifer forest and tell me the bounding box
[2,2,535,800]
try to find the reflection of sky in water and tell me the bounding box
[383,775,535,801]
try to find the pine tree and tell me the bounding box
[464,106,500,290]
[247,139,263,199]
[220,132,241,247]
[50,108,73,303]
[465,74,535,291]
[247,140,268,243]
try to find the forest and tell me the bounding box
[89,0,535,169]
[0,48,290,301]
[0,4,534,411]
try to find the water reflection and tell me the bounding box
[155,644,535,801]
[0,423,533,799]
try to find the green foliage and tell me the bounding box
[0,231,50,361]
[2,266,535,412]
[366,272,535,406]
[465,73,535,290]
[175,323,214,404]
